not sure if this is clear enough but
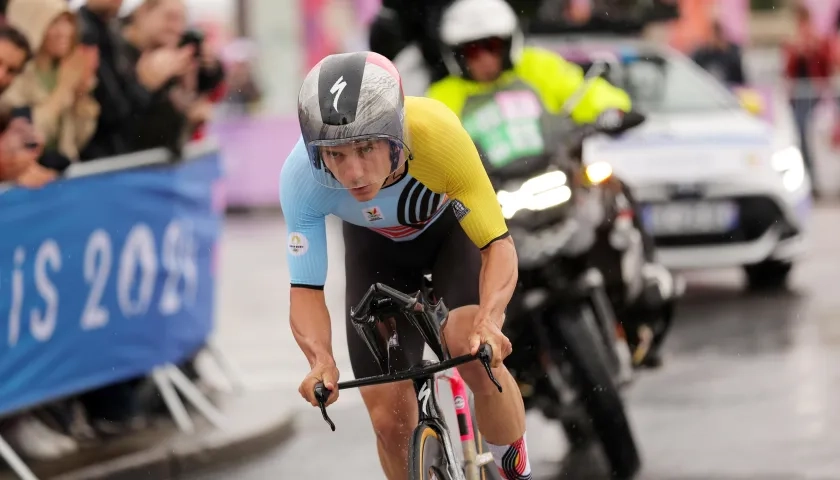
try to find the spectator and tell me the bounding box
[77,0,189,160]
[0,23,55,188]
[2,0,100,168]
[782,3,832,179]
[119,0,223,154]
[691,21,747,86]
[368,0,454,84]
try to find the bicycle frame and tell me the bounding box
[314,283,501,480]
[437,367,494,480]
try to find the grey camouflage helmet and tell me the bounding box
[297,51,409,171]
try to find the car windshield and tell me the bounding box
[573,53,741,113]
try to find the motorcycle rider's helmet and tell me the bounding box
[439,0,524,80]
[297,51,412,189]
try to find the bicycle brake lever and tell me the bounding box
[477,344,503,393]
[313,382,336,431]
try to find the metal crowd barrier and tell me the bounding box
[0,141,242,479]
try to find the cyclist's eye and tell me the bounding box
[362,145,375,154]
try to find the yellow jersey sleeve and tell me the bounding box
[405,96,509,249]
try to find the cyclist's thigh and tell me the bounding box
[342,221,426,379]
[430,209,481,309]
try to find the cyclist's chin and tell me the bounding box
[348,184,380,202]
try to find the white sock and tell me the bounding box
[486,433,532,479]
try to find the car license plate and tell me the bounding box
[642,201,739,235]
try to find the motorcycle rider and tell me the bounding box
[426,0,672,367]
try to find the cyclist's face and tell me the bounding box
[460,38,505,82]
[320,139,393,201]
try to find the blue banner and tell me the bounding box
[0,150,223,416]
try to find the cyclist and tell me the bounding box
[281,51,533,480]
[427,0,668,366]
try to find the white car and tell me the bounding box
[537,36,812,289]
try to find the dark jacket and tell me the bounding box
[369,0,454,84]
[691,43,747,86]
[120,41,225,156]
[77,6,153,160]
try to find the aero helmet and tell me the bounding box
[297,51,410,189]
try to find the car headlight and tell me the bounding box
[497,170,572,219]
[584,161,613,185]
[771,146,805,192]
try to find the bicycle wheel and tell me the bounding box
[409,422,452,480]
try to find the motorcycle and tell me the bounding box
[424,80,646,478]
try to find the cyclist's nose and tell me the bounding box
[342,154,367,186]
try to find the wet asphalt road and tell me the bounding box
[191,203,840,480]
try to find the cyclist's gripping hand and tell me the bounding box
[299,361,340,407]
[469,314,513,369]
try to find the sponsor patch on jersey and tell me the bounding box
[363,206,384,222]
[451,200,471,221]
[287,232,309,256]
[453,395,465,409]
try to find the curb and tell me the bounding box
[51,396,297,480]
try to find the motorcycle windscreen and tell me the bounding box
[460,82,552,173]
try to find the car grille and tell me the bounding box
[649,196,797,247]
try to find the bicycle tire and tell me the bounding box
[554,305,641,479]
[409,422,452,480]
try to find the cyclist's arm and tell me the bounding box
[528,49,632,123]
[280,138,335,368]
[411,98,517,326]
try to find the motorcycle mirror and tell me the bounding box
[595,109,646,135]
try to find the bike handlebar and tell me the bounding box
[313,343,501,432]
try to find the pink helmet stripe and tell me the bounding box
[366,52,403,94]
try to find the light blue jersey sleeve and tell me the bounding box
[279,137,331,288]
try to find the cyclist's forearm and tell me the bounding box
[290,287,335,368]
[477,236,518,326]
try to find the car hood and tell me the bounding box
[589,110,774,147]
[582,109,791,184]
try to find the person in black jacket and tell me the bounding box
[77,0,197,160]
[118,0,224,156]
[368,0,454,84]
[691,21,747,86]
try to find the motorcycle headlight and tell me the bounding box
[496,171,571,219]
[584,161,613,185]
[771,146,805,192]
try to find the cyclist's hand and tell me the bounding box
[299,361,340,407]
[469,315,512,369]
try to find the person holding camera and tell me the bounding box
[119,0,224,154]
[2,0,100,169]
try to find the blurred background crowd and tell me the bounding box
[0,0,839,475]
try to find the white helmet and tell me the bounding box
[439,0,524,78]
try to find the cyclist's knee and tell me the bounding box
[361,383,418,450]
[443,306,502,396]
[442,305,479,357]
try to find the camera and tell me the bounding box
[179,29,204,58]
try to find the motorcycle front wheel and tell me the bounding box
[553,305,642,479]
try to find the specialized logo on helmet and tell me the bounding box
[330,76,347,111]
